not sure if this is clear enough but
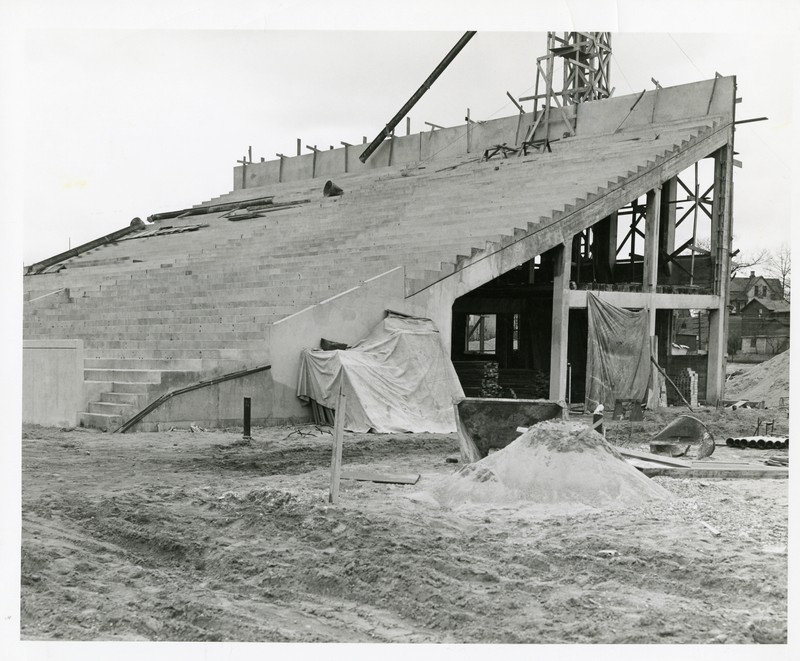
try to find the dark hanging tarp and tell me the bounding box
[585,293,651,411]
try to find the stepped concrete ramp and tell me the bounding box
[22,77,737,429]
[430,420,670,511]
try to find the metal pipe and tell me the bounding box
[359,31,477,163]
[114,364,271,433]
[725,438,734,447]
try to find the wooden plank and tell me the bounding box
[340,471,420,485]
[615,446,692,467]
[634,464,788,479]
[328,387,346,504]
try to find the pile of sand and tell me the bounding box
[429,420,670,510]
[726,350,790,408]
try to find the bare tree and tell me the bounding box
[764,243,791,301]
[729,246,768,278]
[698,236,767,277]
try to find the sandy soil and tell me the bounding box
[20,407,788,644]
[725,350,790,408]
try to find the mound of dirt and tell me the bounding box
[429,420,670,510]
[726,350,790,408]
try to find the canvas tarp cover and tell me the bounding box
[585,293,651,411]
[296,313,465,433]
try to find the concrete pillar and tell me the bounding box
[549,243,571,401]
[644,186,662,333]
[659,177,677,276]
[591,213,617,283]
[707,136,735,404]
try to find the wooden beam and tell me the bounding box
[615,446,691,468]
[734,117,768,125]
[507,91,525,113]
[340,471,420,485]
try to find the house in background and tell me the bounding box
[739,297,790,357]
[729,270,784,314]
[674,312,709,354]
[726,271,789,361]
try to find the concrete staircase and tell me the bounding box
[23,114,722,430]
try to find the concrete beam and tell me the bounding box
[567,290,720,310]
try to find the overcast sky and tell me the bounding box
[2,4,799,660]
[3,4,794,268]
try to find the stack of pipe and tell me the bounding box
[725,437,789,449]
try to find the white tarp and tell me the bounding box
[296,313,464,433]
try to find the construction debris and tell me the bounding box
[725,437,789,450]
[340,471,420,485]
[650,415,715,459]
[700,521,721,536]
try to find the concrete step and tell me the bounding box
[85,357,205,370]
[99,391,147,406]
[85,348,267,361]
[88,401,136,416]
[109,381,152,394]
[79,411,124,432]
[84,368,165,383]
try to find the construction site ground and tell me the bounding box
[20,406,788,644]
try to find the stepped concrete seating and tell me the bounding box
[23,114,722,430]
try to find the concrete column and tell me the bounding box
[549,243,571,401]
[591,213,617,283]
[644,186,662,333]
[707,135,735,404]
[659,177,677,276]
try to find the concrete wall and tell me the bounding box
[576,77,735,137]
[266,266,408,422]
[233,113,528,190]
[130,369,274,432]
[231,77,733,192]
[23,340,84,427]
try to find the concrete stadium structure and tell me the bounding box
[23,73,738,431]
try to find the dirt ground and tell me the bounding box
[19,406,789,644]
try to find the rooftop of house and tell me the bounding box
[730,271,783,295]
[742,297,791,314]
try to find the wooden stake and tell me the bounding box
[329,385,346,504]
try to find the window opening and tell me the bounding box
[465,314,497,355]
